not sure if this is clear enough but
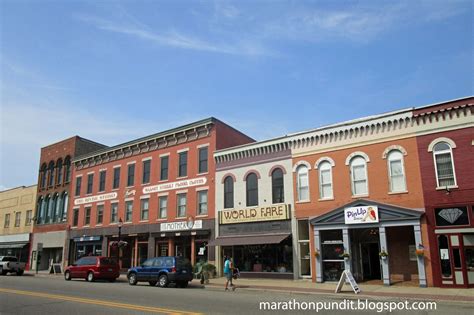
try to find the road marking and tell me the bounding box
[0,288,202,315]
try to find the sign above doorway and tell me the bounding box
[344,206,379,224]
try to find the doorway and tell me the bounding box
[360,242,381,280]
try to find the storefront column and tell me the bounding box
[102,236,108,256]
[168,238,175,256]
[342,228,351,271]
[191,235,196,265]
[147,235,155,258]
[314,229,323,283]
[133,237,138,267]
[379,227,390,286]
[413,224,427,288]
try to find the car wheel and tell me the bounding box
[128,273,137,285]
[64,271,71,281]
[0,267,4,275]
[158,274,169,288]
[1,268,7,276]
[86,272,95,282]
[149,281,157,286]
[16,270,24,276]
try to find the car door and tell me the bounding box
[150,258,163,282]
[70,258,84,278]
[137,258,154,281]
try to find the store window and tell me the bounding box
[223,176,234,209]
[140,198,149,221]
[125,201,133,222]
[97,204,104,224]
[198,147,208,174]
[159,196,167,219]
[387,150,406,192]
[272,168,284,204]
[298,220,311,277]
[246,173,258,207]
[142,160,151,184]
[99,170,106,192]
[197,191,208,215]
[296,165,309,201]
[113,167,120,189]
[432,141,457,187]
[438,235,452,278]
[321,230,344,281]
[350,156,368,196]
[318,161,333,199]
[87,173,94,194]
[160,156,169,181]
[435,207,469,226]
[178,152,188,177]
[177,194,187,218]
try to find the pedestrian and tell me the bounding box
[223,256,235,291]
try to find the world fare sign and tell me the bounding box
[219,204,290,225]
[143,177,207,194]
[74,192,118,206]
[344,206,379,224]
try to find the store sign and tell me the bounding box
[219,204,290,225]
[143,177,207,194]
[344,206,378,224]
[160,220,203,232]
[74,192,117,205]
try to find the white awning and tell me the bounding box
[0,233,30,244]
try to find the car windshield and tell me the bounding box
[100,258,116,265]
[2,257,18,262]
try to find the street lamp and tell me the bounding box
[117,218,123,268]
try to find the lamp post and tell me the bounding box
[117,218,123,268]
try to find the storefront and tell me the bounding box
[70,235,102,261]
[210,204,297,279]
[432,205,474,288]
[311,200,428,287]
[0,233,31,265]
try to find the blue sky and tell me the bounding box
[0,0,472,189]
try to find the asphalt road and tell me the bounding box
[0,274,472,315]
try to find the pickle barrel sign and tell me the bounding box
[344,206,379,224]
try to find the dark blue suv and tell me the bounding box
[127,256,193,288]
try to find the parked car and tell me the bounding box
[0,256,25,276]
[127,256,193,288]
[64,256,120,282]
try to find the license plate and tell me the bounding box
[182,270,187,273]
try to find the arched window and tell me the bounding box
[296,165,309,201]
[318,161,333,199]
[56,159,63,185]
[246,173,258,207]
[37,196,44,224]
[64,156,71,183]
[61,192,69,222]
[53,193,61,222]
[48,161,55,187]
[45,195,52,223]
[433,142,456,187]
[223,176,234,209]
[350,156,368,196]
[40,163,47,189]
[271,168,284,204]
[387,150,406,192]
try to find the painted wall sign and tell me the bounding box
[344,206,379,224]
[160,220,203,232]
[143,177,207,194]
[219,204,290,225]
[74,192,118,205]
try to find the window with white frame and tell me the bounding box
[177,193,187,218]
[350,156,368,196]
[318,161,333,199]
[197,190,208,215]
[433,142,456,187]
[387,150,406,192]
[159,196,167,219]
[297,165,309,201]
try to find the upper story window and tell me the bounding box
[350,156,368,196]
[271,168,284,204]
[110,203,118,223]
[25,210,33,226]
[84,207,91,225]
[40,163,47,189]
[159,196,168,219]
[97,204,104,224]
[246,172,258,207]
[64,156,71,183]
[125,200,133,222]
[197,190,208,215]
[318,161,333,199]
[48,161,55,187]
[223,176,234,209]
[61,192,68,222]
[113,167,120,189]
[4,213,10,228]
[75,177,82,196]
[140,198,149,221]
[177,193,187,218]
[387,150,406,192]
[198,147,208,174]
[142,160,151,184]
[72,208,79,227]
[127,164,135,187]
[14,212,21,227]
[432,141,457,188]
[87,173,94,194]
[296,165,309,201]
[99,170,106,192]
[178,152,188,177]
[57,158,63,185]
[160,156,169,181]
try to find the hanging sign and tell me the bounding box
[160,220,203,232]
[143,177,207,194]
[344,206,378,224]
[335,270,361,294]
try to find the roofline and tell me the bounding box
[40,135,107,150]
[412,95,474,111]
[73,117,217,162]
[0,184,37,194]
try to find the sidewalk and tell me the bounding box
[204,277,474,303]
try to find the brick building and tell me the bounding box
[31,136,107,270]
[414,97,474,287]
[67,118,253,269]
